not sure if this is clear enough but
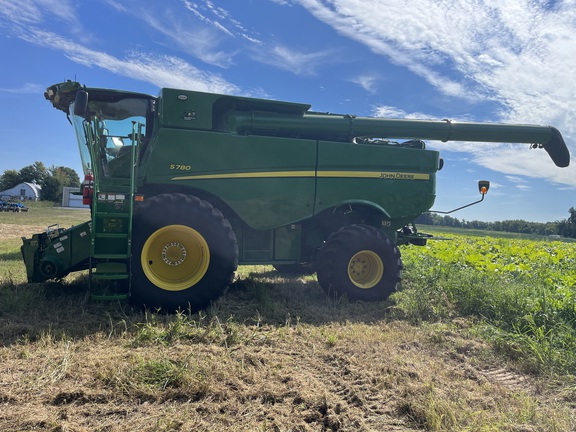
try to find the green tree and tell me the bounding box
[18,161,49,185]
[0,169,20,190]
[558,207,576,238]
[569,207,576,224]
[50,166,80,188]
[40,176,63,202]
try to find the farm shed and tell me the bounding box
[62,187,90,208]
[0,182,41,201]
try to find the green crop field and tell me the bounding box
[1,207,575,431]
[397,229,576,375]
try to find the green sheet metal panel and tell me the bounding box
[143,129,317,230]
[315,141,439,226]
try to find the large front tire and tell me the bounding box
[316,225,402,301]
[132,194,238,311]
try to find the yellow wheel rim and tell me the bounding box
[347,250,384,289]
[141,225,210,291]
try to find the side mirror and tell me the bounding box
[73,90,89,117]
[478,180,490,195]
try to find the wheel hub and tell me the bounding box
[161,242,187,266]
[349,257,369,278]
[141,224,210,291]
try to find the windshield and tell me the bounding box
[71,95,153,178]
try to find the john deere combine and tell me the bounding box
[21,80,571,310]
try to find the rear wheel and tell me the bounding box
[316,224,402,301]
[132,193,238,311]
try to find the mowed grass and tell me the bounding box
[0,206,575,431]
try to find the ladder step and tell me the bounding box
[89,261,130,299]
[94,261,127,271]
[92,262,129,280]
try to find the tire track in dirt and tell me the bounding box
[478,367,533,393]
[296,349,420,431]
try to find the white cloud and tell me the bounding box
[19,28,240,94]
[0,0,81,32]
[0,0,43,24]
[136,8,237,68]
[350,74,378,93]
[474,146,575,187]
[35,0,77,24]
[182,0,234,37]
[373,105,438,120]
[268,0,293,5]
[296,0,478,99]
[505,175,527,184]
[252,45,337,76]
[105,0,261,68]
[0,0,70,24]
[373,105,407,118]
[0,83,45,93]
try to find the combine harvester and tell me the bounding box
[21,81,571,310]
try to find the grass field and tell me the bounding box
[1,206,575,431]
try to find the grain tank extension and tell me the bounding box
[21,81,571,311]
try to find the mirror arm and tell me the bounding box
[429,193,486,215]
[429,180,490,215]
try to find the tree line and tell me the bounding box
[0,162,80,203]
[416,208,576,239]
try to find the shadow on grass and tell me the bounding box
[0,251,24,261]
[0,268,395,347]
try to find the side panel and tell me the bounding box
[142,130,317,230]
[315,141,439,229]
[231,224,302,263]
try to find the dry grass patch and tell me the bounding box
[1,311,574,431]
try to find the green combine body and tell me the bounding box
[21,80,571,310]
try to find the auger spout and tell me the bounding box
[220,110,570,167]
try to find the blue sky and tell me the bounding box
[0,0,574,223]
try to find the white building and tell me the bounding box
[62,187,90,208]
[0,182,41,201]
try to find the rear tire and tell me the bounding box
[132,193,238,311]
[316,224,402,301]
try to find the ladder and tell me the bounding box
[88,123,141,300]
[89,189,132,300]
